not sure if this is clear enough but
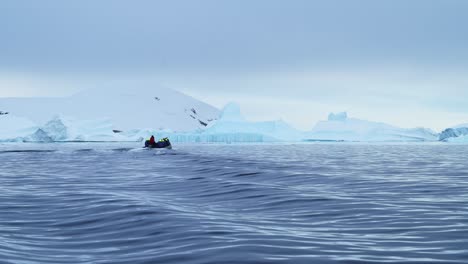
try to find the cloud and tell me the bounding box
[1,0,468,72]
[1,1,468,130]
[0,73,84,97]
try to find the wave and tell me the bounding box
[0,144,467,263]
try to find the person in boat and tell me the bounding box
[145,135,171,148]
[145,135,156,148]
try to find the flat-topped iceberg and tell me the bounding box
[202,103,303,142]
[305,112,438,142]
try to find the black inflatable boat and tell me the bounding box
[144,137,172,149]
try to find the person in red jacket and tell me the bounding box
[149,135,155,145]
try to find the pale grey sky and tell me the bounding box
[1,0,468,130]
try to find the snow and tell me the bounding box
[0,83,221,142]
[0,82,219,132]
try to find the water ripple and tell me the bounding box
[0,143,467,263]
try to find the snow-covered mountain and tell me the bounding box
[0,83,220,141]
[305,112,438,142]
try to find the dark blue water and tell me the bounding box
[1,143,467,263]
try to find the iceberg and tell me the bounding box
[116,103,304,143]
[439,126,468,142]
[305,112,438,142]
[202,103,303,142]
[0,84,452,144]
[2,103,443,144]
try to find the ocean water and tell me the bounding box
[0,143,467,264]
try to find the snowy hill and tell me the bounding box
[306,112,438,142]
[0,83,220,141]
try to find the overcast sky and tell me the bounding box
[1,0,468,130]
